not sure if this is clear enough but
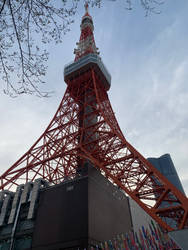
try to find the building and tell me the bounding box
[148,154,185,195]
[0,167,134,249]
[148,154,188,249]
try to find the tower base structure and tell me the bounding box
[0,167,132,250]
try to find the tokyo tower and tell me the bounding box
[0,3,188,233]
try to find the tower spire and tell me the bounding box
[85,1,89,13]
[74,3,99,61]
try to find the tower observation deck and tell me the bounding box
[64,54,111,91]
[64,2,111,90]
[0,2,188,236]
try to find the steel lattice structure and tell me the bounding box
[0,3,188,232]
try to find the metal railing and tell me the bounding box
[64,54,111,85]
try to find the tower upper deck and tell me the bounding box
[64,3,111,91]
[64,54,111,91]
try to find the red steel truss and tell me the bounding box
[0,69,188,232]
[0,3,188,232]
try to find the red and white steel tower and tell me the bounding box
[0,3,188,232]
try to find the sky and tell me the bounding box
[0,0,188,195]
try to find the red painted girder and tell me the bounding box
[0,68,187,232]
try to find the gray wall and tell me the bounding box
[32,178,88,250]
[88,167,132,241]
[32,167,133,249]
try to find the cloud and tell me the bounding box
[107,14,188,195]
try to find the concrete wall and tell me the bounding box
[88,167,132,241]
[32,167,133,249]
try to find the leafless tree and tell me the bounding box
[0,0,164,97]
[124,0,164,15]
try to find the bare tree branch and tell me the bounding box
[0,0,6,14]
[0,0,165,97]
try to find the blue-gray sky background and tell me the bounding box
[0,0,188,195]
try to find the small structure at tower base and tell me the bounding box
[0,166,133,249]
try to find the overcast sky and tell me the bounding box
[0,0,188,195]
